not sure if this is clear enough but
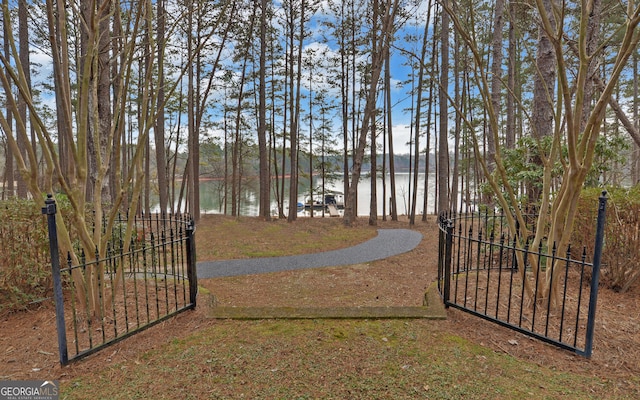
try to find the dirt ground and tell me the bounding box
[0,215,638,394]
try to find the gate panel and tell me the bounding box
[437,193,607,357]
[43,196,197,365]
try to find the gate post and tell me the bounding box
[186,220,198,308]
[42,194,68,365]
[443,220,454,306]
[437,216,444,292]
[583,191,608,358]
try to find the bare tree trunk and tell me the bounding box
[381,91,387,221]
[16,0,29,198]
[529,0,556,205]
[222,95,229,214]
[144,113,151,215]
[155,0,169,213]
[369,4,379,226]
[288,0,305,222]
[258,0,271,220]
[634,52,640,184]
[423,53,436,217]
[369,110,377,225]
[193,4,203,221]
[279,46,288,218]
[56,0,75,184]
[110,1,123,206]
[140,56,151,215]
[368,28,378,226]
[232,71,247,216]
[97,0,112,205]
[340,1,350,211]
[409,17,429,225]
[344,0,399,226]
[349,0,361,215]
[423,0,436,219]
[308,64,315,218]
[505,1,517,149]
[486,0,505,172]
[579,0,602,132]
[451,1,464,213]
[80,0,95,203]
[285,3,296,220]
[231,4,257,216]
[187,0,201,221]
[385,44,398,221]
[450,32,461,213]
[437,1,450,214]
[2,14,13,198]
[270,50,282,217]
[138,37,151,215]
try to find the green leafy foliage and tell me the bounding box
[585,133,629,187]
[494,135,560,209]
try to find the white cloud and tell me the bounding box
[389,124,412,154]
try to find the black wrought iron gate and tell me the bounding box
[438,193,608,357]
[43,195,198,365]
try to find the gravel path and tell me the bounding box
[196,229,423,278]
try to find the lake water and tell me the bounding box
[196,173,437,217]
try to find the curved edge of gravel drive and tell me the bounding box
[196,229,423,278]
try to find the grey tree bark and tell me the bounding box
[437,1,450,214]
[258,0,271,220]
[344,0,399,226]
[486,0,505,172]
[155,0,169,213]
[529,0,556,205]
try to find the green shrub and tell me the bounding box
[0,198,52,315]
[574,187,640,292]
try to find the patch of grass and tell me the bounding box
[195,215,377,261]
[62,320,612,399]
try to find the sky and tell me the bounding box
[306,0,432,155]
[22,0,433,156]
